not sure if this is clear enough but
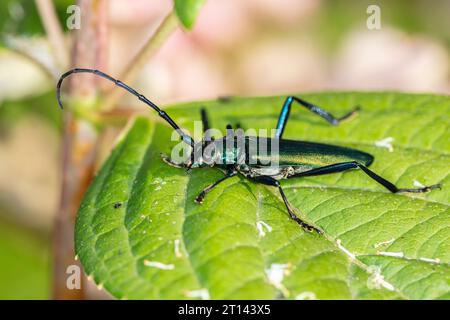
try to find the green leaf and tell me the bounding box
[0,217,50,299]
[0,91,62,131]
[0,0,74,46]
[173,0,205,29]
[75,92,449,299]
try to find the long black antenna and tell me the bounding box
[56,68,195,147]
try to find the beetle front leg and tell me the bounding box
[161,154,186,168]
[275,96,360,139]
[195,166,237,203]
[248,175,322,234]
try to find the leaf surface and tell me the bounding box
[75,92,449,299]
[173,0,205,29]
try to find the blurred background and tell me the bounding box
[0,0,448,299]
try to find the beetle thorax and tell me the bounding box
[189,137,247,168]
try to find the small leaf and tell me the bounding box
[173,0,205,29]
[75,92,449,299]
[0,219,49,299]
[0,91,61,131]
[0,0,73,46]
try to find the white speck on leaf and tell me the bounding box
[374,137,394,152]
[150,178,167,190]
[377,251,404,258]
[150,178,163,185]
[185,288,210,300]
[419,257,440,264]
[174,239,182,258]
[414,180,426,188]
[256,221,273,237]
[373,238,395,248]
[336,239,356,260]
[265,263,291,297]
[144,260,175,270]
[367,266,395,291]
[295,292,317,300]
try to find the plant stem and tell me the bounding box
[53,113,97,300]
[102,11,179,111]
[94,0,109,82]
[52,0,108,299]
[34,0,69,69]
[8,47,55,80]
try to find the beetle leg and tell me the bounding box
[201,107,215,142]
[161,154,186,168]
[275,96,360,139]
[195,166,237,203]
[200,108,210,132]
[288,161,441,193]
[356,162,441,193]
[226,124,234,138]
[247,175,322,234]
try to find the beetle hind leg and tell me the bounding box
[289,161,441,194]
[278,185,323,234]
[391,183,441,193]
[248,175,322,234]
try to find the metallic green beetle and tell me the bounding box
[57,68,441,234]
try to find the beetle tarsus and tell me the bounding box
[337,105,361,123]
[287,208,322,235]
[245,175,323,235]
[161,154,185,168]
[194,168,237,204]
[195,192,205,204]
[396,183,442,193]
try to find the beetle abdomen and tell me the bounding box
[247,137,374,168]
[281,139,373,167]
